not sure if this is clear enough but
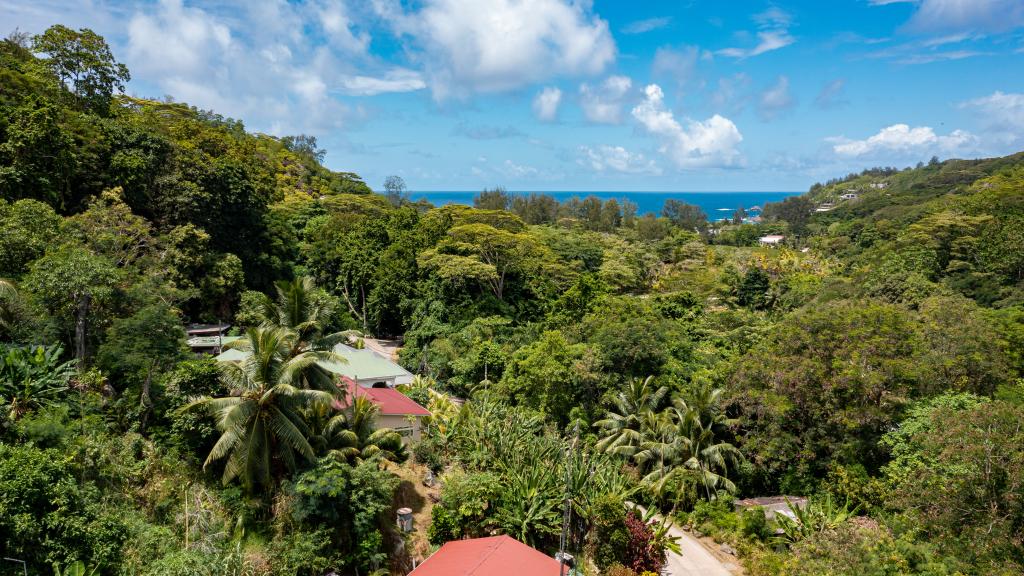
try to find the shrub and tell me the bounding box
[412,437,443,473]
[0,443,128,572]
[740,507,771,542]
[623,511,665,574]
[427,505,460,545]
[288,459,400,573]
[432,469,502,539]
[780,521,958,576]
[588,494,629,569]
[820,463,885,513]
[162,358,224,456]
[269,528,337,575]
[17,403,71,447]
[688,496,738,535]
[401,385,431,409]
[605,565,638,576]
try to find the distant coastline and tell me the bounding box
[410,191,803,220]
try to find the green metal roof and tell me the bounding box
[214,342,411,381]
[188,335,241,348]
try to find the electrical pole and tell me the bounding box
[557,422,579,575]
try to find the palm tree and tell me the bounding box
[633,408,698,501]
[639,389,741,503]
[595,375,668,457]
[677,387,742,500]
[188,326,340,492]
[309,393,408,465]
[598,378,742,505]
[250,276,360,354]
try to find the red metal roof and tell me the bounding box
[410,535,562,576]
[344,380,430,417]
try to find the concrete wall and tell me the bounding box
[376,414,422,442]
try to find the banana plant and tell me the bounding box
[0,344,77,419]
[775,494,861,544]
[53,561,99,576]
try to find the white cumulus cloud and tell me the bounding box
[631,84,743,169]
[533,87,563,121]
[579,145,661,174]
[580,75,633,123]
[960,91,1024,131]
[831,124,978,157]
[380,0,616,99]
[127,0,232,80]
[119,0,421,136]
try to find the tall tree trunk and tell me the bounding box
[360,284,368,333]
[75,292,91,365]
[139,361,155,433]
[341,283,367,332]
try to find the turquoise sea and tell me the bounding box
[410,191,802,221]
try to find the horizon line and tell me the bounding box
[401,190,805,194]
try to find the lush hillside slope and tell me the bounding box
[773,153,1024,307]
[1,26,1022,576]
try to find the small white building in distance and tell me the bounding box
[840,193,858,200]
[758,234,785,247]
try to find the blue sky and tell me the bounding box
[4,0,1024,191]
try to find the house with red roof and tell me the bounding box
[345,379,430,441]
[410,535,563,576]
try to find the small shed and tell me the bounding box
[734,496,808,522]
[186,324,236,355]
[758,234,785,247]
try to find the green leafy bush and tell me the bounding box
[588,494,629,569]
[412,437,443,473]
[779,521,957,576]
[427,505,460,545]
[0,443,128,571]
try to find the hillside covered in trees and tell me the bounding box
[1,26,1022,576]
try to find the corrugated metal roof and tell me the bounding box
[345,380,430,416]
[320,344,413,381]
[214,342,413,382]
[187,335,241,348]
[410,536,561,576]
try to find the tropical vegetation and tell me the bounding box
[1,24,1023,576]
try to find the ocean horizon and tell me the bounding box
[410,190,803,221]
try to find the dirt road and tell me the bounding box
[633,505,739,576]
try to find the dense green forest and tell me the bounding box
[1,26,1022,576]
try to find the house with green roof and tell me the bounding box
[215,342,414,389]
